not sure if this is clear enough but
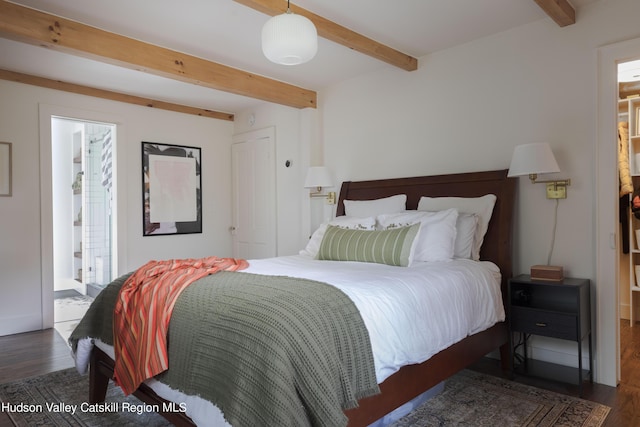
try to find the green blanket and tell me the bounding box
[70,271,380,427]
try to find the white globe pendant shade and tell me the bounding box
[262,12,317,65]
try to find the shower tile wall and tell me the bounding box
[83,123,112,286]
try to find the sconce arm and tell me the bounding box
[528,174,571,187]
[309,187,336,204]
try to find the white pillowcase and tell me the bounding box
[417,195,496,261]
[344,194,407,218]
[300,216,376,258]
[453,213,479,260]
[376,209,458,263]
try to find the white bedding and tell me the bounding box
[75,255,504,426]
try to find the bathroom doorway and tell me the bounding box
[51,117,116,340]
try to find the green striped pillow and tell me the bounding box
[316,223,420,267]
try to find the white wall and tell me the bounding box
[319,0,640,384]
[0,80,234,336]
[322,16,600,277]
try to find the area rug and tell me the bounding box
[392,370,610,427]
[0,368,170,426]
[0,368,609,427]
[54,294,94,323]
[54,294,94,343]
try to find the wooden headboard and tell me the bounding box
[336,169,517,290]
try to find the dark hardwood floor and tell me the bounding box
[0,329,74,427]
[1,322,640,426]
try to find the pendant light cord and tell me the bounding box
[547,198,559,265]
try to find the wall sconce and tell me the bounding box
[507,142,571,199]
[304,166,336,204]
[508,142,569,275]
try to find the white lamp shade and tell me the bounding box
[507,143,560,177]
[262,12,317,65]
[304,166,333,188]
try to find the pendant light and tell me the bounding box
[261,0,317,65]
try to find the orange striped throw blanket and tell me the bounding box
[112,256,248,395]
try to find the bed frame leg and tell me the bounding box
[89,349,112,403]
[499,342,510,372]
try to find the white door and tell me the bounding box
[231,127,276,259]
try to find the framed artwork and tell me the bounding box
[0,142,12,197]
[142,141,202,236]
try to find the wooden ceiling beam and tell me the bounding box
[234,0,418,72]
[0,0,316,109]
[534,0,576,27]
[0,68,234,121]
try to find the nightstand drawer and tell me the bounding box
[511,307,578,340]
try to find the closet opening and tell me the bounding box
[617,58,640,388]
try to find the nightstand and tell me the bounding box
[508,274,592,396]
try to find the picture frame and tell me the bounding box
[141,141,202,236]
[0,142,12,197]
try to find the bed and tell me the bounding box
[71,168,516,427]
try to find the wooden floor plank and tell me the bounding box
[0,329,73,384]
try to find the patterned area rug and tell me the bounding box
[54,294,94,343]
[54,294,94,323]
[392,370,610,427]
[0,368,609,426]
[0,368,171,426]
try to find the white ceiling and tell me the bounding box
[0,0,599,115]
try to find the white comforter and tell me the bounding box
[245,255,505,383]
[75,255,504,426]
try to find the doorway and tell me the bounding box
[618,59,640,390]
[617,59,640,324]
[51,117,116,341]
[594,36,640,388]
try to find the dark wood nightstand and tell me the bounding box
[508,274,592,396]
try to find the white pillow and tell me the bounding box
[454,213,479,260]
[417,195,496,261]
[344,194,407,218]
[299,216,376,258]
[376,209,458,263]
